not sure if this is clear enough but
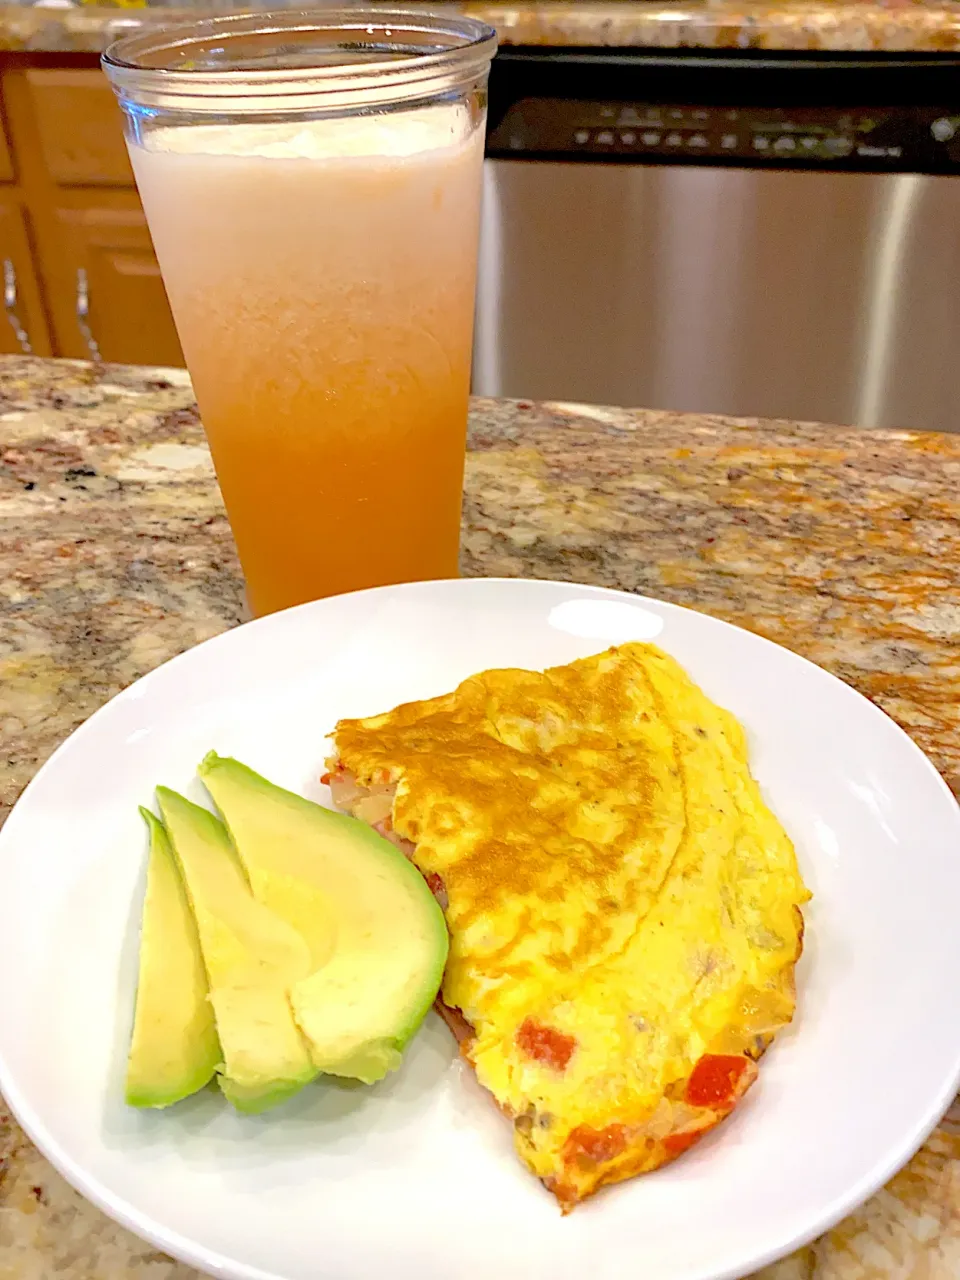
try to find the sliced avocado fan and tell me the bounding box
[198,752,449,1085]
[156,787,317,1114]
[125,807,221,1108]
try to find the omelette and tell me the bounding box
[327,642,809,1210]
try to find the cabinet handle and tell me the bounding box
[3,259,32,355]
[75,267,101,363]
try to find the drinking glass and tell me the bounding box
[103,10,496,615]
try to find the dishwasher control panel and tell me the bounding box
[486,99,960,170]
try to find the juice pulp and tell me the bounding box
[129,108,484,616]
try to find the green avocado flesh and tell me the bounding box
[125,808,221,1109]
[155,787,317,1114]
[198,752,449,1085]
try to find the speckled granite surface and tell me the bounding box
[470,0,960,50]
[4,0,960,54]
[1,354,959,1279]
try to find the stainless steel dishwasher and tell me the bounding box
[474,50,960,432]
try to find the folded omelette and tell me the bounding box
[328,642,809,1210]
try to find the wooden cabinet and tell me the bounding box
[50,193,183,366]
[0,195,52,356]
[24,68,134,187]
[0,57,184,367]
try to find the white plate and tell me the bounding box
[1,577,959,1280]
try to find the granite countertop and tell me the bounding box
[1,354,959,1278]
[4,0,960,54]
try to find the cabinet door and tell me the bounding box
[50,193,184,366]
[23,68,133,186]
[0,196,52,356]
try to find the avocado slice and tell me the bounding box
[125,808,221,1108]
[155,787,318,1114]
[198,752,449,1085]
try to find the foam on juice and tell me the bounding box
[144,105,474,160]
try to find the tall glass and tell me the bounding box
[103,11,496,616]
